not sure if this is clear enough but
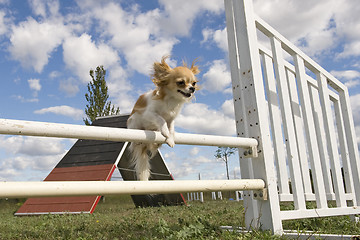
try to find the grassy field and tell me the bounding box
[0,194,359,239]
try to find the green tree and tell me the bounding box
[83,66,120,125]
[215,147,237,180]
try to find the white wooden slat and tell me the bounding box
[286,69,312,194]
[270,36,306,210]
[224,0,259,225]
[279,193,355,202]
[281,207,360,221]
[338,88,360,206]
[261,53,290,195]
[255,15,347,92]
[293,54,328,209]
[317,73,347,207]
[259,44,340,101]
[310,86,334,196]
[333,99,355,197]
[225,0,282,233]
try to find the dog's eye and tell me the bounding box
[177,80,185,86]
[192,82,197,86]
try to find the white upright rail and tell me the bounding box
[0,180,265,199]
[225,0,282,234]
[225,0,360,235]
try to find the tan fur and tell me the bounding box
[130,94,147,116]
[127,55,200,181]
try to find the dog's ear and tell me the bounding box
[152,56,172,86]
[190,59,200,75]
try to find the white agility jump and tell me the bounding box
[1,0,360,236]
[0,180,265,199]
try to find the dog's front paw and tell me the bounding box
[165,137,175,148]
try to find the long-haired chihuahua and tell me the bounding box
[127,56,200,181]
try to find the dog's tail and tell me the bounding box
[128,142,159,181]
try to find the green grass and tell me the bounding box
[0,196,359,239]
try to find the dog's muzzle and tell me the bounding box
[177,89,192,98]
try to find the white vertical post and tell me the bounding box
[311,86,334,196]
[261,53,290,195]
[225,0,282,234]
[317,73,346,207]
[212,192,216,200]
[270,36,306,211]
[293,55,328,209]
[333,98,355,197]
[217,191,223,200]
[339,88,360,206]
[286,69,312,195]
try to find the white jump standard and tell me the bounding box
[0,0,360,237]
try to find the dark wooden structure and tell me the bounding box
[15,115,185,215]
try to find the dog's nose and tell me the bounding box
[189,87,195,93]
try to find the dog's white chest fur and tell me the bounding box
[152,95,183,121]
[128,91,183,132]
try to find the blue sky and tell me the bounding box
[0,0,360,181]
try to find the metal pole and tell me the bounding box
[0,118,258,149]
[0,180,265,198]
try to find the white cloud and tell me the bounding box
[221,99,235,118]
[158,0,224,36]
[350,94,360,127]
[193,155,213,164]
[201,27,228,52]
[34,105,84,120]
[0,135,69,180]
[28,0,60,18]
[202,59,231,93]
[189,147,200,156]
[253,0,360,59]
[338,41,360,59]
[91,2,178,75]
[28,78,41,92]
[49,70,62,79]
[0,167,20,181]
[163,147,216,179]
[12,95,39,103]
[331,70,360,88]
[356,126,360,146]
[63,33,120,83]
[1,136,65,156]
[177,102,236,136]
[0,10,10,36]
[332,0,360,58]
[350,93,360,149]
[59,77,79,97]
[107,65,135,113]
[9,17,70,73]
[254,0,336,43]
[0,154,64,180]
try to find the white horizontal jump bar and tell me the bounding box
[0,118,258,148]
[0,180,265,198]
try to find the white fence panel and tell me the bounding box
[252,0,360,219]
[225,0,360,233]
